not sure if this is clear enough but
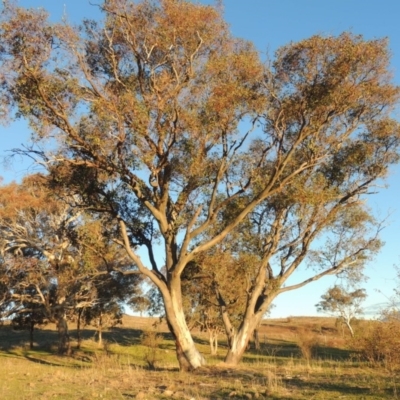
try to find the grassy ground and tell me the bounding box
[0,316,398,399]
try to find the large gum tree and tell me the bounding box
[0,0,399,370]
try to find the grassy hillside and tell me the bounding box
[0,315,397,399]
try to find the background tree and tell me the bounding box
[0,174,85,353]
[207,32,400,365]
[78,273,143,346]
[316,285,367,337]
[181,247,277,355]
[0,175,140,352]
[72,218,144,347]
[129,295,152,317]
[0,0,399,370]
[10,302,48,350]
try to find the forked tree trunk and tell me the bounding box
[166,314,205,371]
[209,330,218,355]
[344,319,355,337]
[120,220,204,370]
[57,316,70,355]
[223,302,271,365]
[224,320,257,365]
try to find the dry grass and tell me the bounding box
[0,315,398,399]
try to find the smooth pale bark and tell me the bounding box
[120,221,205,371]
[166,306,205,371]
[221,290,274,365]
[344,318,355,337]
[209,331,218,355]
[97,313,103,347]
[224,318,260,365]
[163,282,206,371]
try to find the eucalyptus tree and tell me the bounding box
[0,175,139,353]
[0,0,399,369]
[316,285,367,337]
[0,174,86,352]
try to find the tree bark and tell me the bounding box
[97,313,103,347]
[76,308,83,349]
[57,316,70,355]
[164,293,206,371]
[209,330,218,355]
[222,295,273,365]
[344,319,355,337]
[119,221,205,371]
[253,327,260,351]
[224,320,255,365]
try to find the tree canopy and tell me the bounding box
[316,285,367,337]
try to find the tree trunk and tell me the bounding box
[57,316,70,355]
[76,308,83,349]
[98,328,103,347]
[218,281,275,366]
[119,220,205,371]
[97,313,103,346]
[224,312,266,366]
[345,319,355,337]
[253,326,260,351]
[164,297,205,371]
[209,330,218,355]
[224,322,254,365]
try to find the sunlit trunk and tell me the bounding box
[223,303,270,365]
[344,319,355,337]
[163,284,205,371]
[167,308,205,371]
[224,319,255,365]
[209,330,218,355]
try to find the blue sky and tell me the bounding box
[1,0,400,317]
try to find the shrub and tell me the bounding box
[296,328,319,364]
[140,330,163,370]
[355,316,400,371]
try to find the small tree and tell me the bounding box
[316,285,366,337]
[10,302,48,349]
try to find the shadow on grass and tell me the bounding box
[0,324,146,350]
[284,376,372,396]
[1,323,354,370]
[242,341,353,363]
[194,365,376,399]
[24,354,68,367]
[0,324,62,355]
